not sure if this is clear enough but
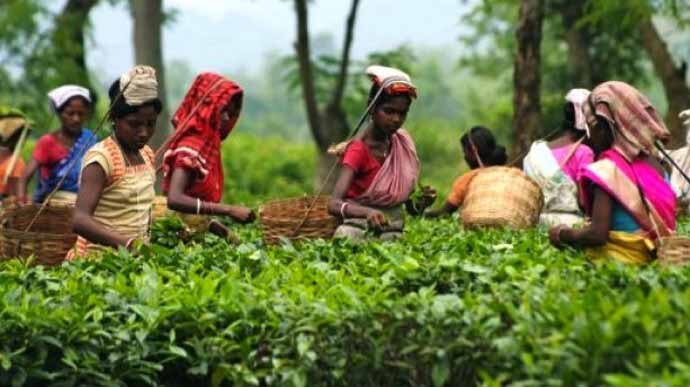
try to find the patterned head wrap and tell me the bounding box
[119,65,159,106]
[366,65,418,99]
[583,81,669,160]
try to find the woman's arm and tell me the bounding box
[166,167,254,223]
[550,187,612,247]
[328,166,387,228]
[73,163,132,249]
[16,159,39,203]
[424,201,459,218]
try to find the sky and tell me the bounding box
[87,0,467,82]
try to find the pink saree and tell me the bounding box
[356,129,420,208]
[579,148,676,240]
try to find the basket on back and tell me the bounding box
[0,204,76,266]
[462,166,543,229]
[656,236,690,267]
[259,195,338,244]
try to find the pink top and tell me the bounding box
[551,143,594,183]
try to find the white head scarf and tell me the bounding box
[564,88,591,137]
[47,85,91,112]
[119,65,159,106]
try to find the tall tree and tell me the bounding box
[293,0,361,187]
[512,0,544,157]
[557,0,593,88]
[131,0,170,150]
[640,16,690,145]
[51,0,99,93]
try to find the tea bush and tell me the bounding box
[2,217,690,386]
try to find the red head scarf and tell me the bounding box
[162,72,243,202]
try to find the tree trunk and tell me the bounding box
[294,0,361,190]
[512,0,544,159]
[53,0,99,95]
[559,0,593,88]
[131,0,170,151]
[294,0,324,150]
[639,16,690,146]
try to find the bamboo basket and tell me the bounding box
[259,196,339,244]
[461,166,543,229]
[0,204,76,266]
[657,236,690,266]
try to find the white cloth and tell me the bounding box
[119,65,159,106]
[523,141,584,227]
[565,88,591,136]
[366,65,415,89]
[669,109,690,200]
[47,85,91,111]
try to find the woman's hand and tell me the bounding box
[225,205,256,224]
[548,225,567,248]
[366,209,388,230]
[415,185,437,211]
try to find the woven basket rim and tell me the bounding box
[470,166,543,196]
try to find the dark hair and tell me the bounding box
[367,83,412,110]
[460,126,507,168]
[108,79,162,120]
[561,102,579,133]
[55,95,92,114]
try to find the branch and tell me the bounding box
[329,0,361,109]
[294,0,324,147]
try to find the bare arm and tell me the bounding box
[166,167,255,223]
[16,159,39,202]
[551,187,612,247]
[4,177,20,197]
[424,201,459,218]
[328,166,387,228]
[72,163,131,249]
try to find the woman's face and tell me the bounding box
[219,96,242,139]
[113,105,158,151]
[371,96,410,136]
[59,98,90,135]
[588,118,614,155]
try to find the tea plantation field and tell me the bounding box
[2,217,690,386]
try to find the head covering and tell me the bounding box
[119,65,159,106]
[366,65,418,99]
[680,109,690,145]
[0,106,28,144]
[161,72,243,203]
[47,85,91,112]
[583,81,669,160]
[565,88,591,136]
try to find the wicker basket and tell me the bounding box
[0,204,77,266]
[461,166,544,229]
[259,196,339,244]
[657,236,690,266]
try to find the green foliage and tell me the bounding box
[221,133,317,205]
[2,216,690,385]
